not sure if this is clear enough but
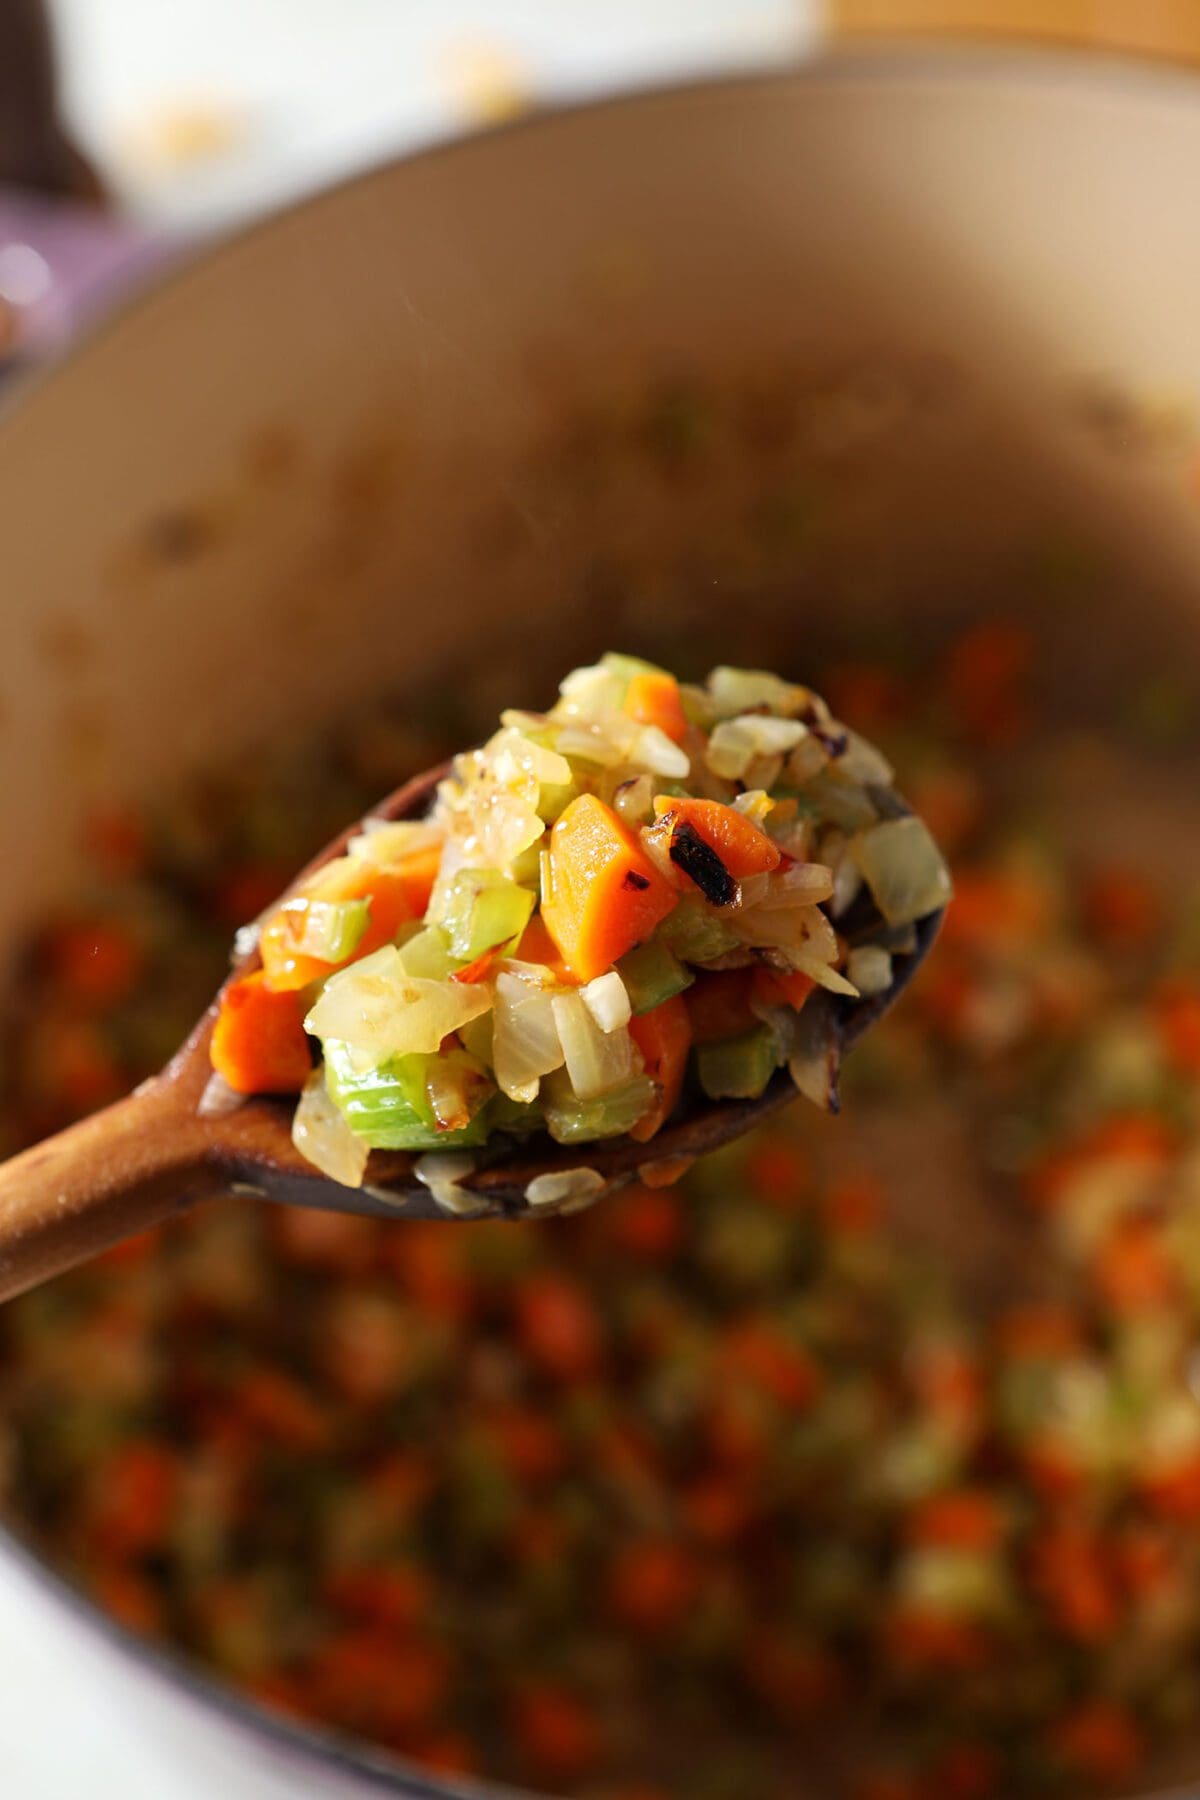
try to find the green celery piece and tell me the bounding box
[696,1026,778,1101]
[600,651,670,692]
[325,1040,490,1150]
[542,1068,657,1144]
[398,924,455,980]
[442,869,535,963]
[490,1093,544,1136]
[660,897,741,966]
[536,780,577,826]
[296,897,370,962]
[617,938,694,1015]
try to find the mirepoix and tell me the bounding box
[209,654,951,1187]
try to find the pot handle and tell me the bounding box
[0,0,167,371]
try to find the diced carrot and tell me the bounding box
[745,1137,811,1209]
[940,868,1052,953]
[90,1566,164,1635]
[1021,1433,1087,1503]
[514,1275,603,1380]
[89,1441,179,1556]
[823,1174,884,1236]
[684,968,757,1043]
[43,916,143,1007]
[211,971,311,1095]
[541,795,676,982]
[624,670,688,744]
[1028,1522,1119,1642]
[259,853,432,992]
[682,1476,752,1546]
[753,963,816,1013]
[908,1490,1006,1553]
[213,862,291,929]
[1113,1525,1176,1601]
[83,803,148,878]
[1157,978,1200,1076]
[606,1185,685,1260]
[628,993,692,1141]
[929,1743,999,1800]
[238,1368,330,1450]
[652,795,782,879]
[512,1683,601,1781]
[1091,1216,1177,1314]
[1081,865,1160,949]
[515,911,574,981]
[638,1154,695,1188]
[1051,1702,1143,1784]
[746,1633,844,1717]
[943,620,1033,748]
[1028,1112,1176,1212]
[322,1565,431,1631]
[882,1608,991,1672]
[994,1303,1084,1359]
[451,945,498,985]
[722,1319,820,1411]
[1139,1450,1200,1522]
[410,1735,478,1778]
[485,1405,566,1483]
[306,1632,449,1742]
[607,1540,699,1634]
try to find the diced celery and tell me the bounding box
[441,869,536,963]
[325,1039,491,1149]
[600,651,670,691]
[286,896,371,963]
[542,1068,656,1143]
[536,780,578,826]
[398,925,455,980]
[660,898,741,966]
[617,939,695,1014]
[696,1026,778,1101]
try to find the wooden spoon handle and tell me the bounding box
[0,1076,221,1304]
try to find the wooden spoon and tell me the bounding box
[0,767,943,1302]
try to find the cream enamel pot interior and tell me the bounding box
[4,48,1200,1800]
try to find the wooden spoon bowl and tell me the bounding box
[0,766,942,1302]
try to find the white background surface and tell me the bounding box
[4,7,820,1797]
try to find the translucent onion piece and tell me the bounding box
[788,1001,842,1113]
[493,966,565,1103]
[852,816,954,926]
[838,729,895,788]
[557,662,626,719]
[413,1151,488,1217]
[581,971,632,1034]
[707,665,805,719]
[305,947,490,1068]
[198,1071,246,1118]
[485,724,572,789]
[732,789,774,825]
[292,1068,369,1188]
[524,1167,606,1213]
[846,943,894,997]
[551,990,636,1099]
[612,774,654,826]
[347,819,444,864]
[786,734,831,786]
[629,725,690,780]
[707,714,807,780]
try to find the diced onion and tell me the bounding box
[551,990,635,1099]
[612,775,654,825]
[292,1069,369,1188]
[838,729,895,787]
[305,947,490,1069]
[198,1071,246,1118]
[493,966,565,1103]
[581,971,632,1033]
[846,943,894,997]
[347,819,444,864]
[707,665,805,718]
[414,1151,487,1216]
[629,725,690,780]
[707,714,807,780]
[524,1167,606,1213]
[852,816,954,926]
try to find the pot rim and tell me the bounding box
[4,40,1200,1800]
